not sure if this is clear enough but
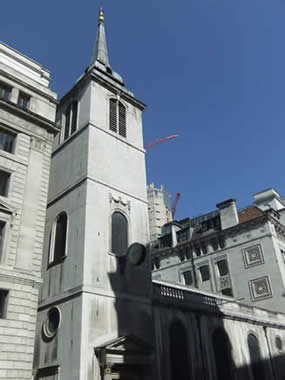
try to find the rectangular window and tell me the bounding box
[217,259,228,277]
[221,288,233,297]
[218,237,226,249]
[194,245,201,257]
[64,105,71,140]
[200,265,210,281]
[17,92,30,109]
[201,243,208,255]
[0,83,11,101]
[0,128,15,153]
[211,238,219,251]
[0,171,10,197]
[182,270,193,286]
[0,289,8,318]
[0,221,6,262]
[71,101,78,134]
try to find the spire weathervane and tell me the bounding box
[98,8,104,24]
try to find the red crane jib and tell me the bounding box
[144,134,179,150]
[171,192,181,219]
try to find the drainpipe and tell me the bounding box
[171,224,177,248]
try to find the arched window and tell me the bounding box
[111,212,128,256]
[109,99,126,137]
[118,102,126,137]
[109,98,117,133]
[212,328,234,380]
[248,334,266,380]
[49,212,68,265]
[64,101,78,141]
[169,320,191,380]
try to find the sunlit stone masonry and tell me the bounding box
[0,43,58,379]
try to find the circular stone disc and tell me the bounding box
[127,242,146,266]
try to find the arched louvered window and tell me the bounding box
[109,98,117,133]
[212,328,234,380]
[169,320,191,380]
[118,102,126,137]
[109,99,126,137]
[111,212,128,256]
[49,212,68,265]
[248,334,266,380]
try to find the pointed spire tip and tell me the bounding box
[90,7,109,67]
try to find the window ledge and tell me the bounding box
[108,252,127,261]
[108,251,126,257]
[47,255,67,269]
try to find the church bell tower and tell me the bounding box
[34,9,154,380]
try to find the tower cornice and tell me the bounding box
[59,67,146,111]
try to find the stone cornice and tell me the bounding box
[152,281,285,329]
[38,284,152,312]
[0,99,59,135]
[268,214,285,236]
[90,71,146,110]
[52,121,145,158]
[59,69,146,111]
[152,215,268,260]
[0,68,57,104]
[0,268,42,288]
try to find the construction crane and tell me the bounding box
[171,192,181,219]
[144,134,179,150]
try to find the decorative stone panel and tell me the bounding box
[242,244,264,268]
[109,193,131,211]
[249,276,272,301]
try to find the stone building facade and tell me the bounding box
[153,280,285,380]
[152,189,285,312]
[0,43,58,378]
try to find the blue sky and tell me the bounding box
[2,0,285,219]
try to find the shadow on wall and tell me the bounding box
[96,230,154,380]
[218,352,285,380]
[164,298,285,380]
[202,319,285,380]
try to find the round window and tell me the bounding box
[276,336,283,351]
[42,307,61,340]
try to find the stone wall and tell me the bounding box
[0,42,57,379]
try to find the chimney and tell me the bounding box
[216,199,239,230]
[171,224,178,248]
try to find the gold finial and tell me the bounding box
[99,8,104,24]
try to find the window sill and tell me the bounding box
[108,251,126,257]
[47,255,67,269]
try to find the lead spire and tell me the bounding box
[90,8,110,67]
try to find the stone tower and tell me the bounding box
[34,9,153,380]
